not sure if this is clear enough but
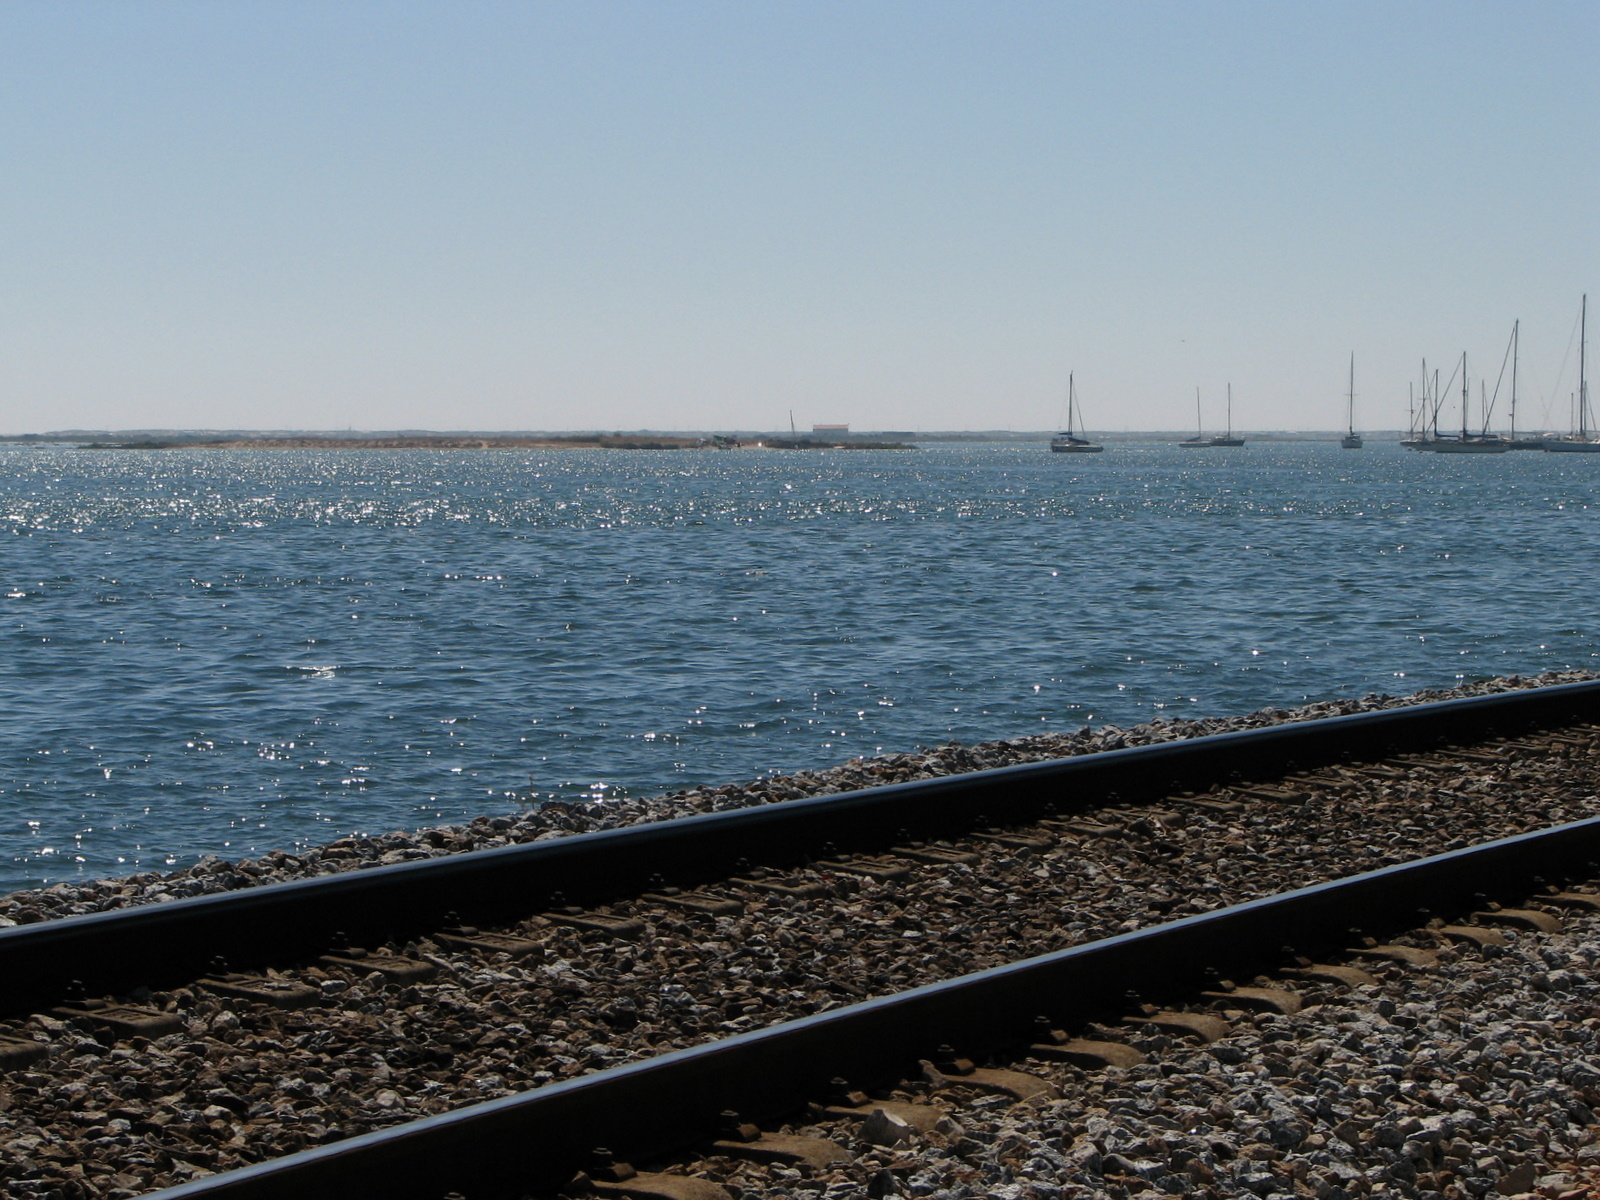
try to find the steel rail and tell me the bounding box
[147,815,1600,1200]
[2,679,1598,1013]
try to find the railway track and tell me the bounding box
[4,681,1600,1198]
[139,821,1600,1200]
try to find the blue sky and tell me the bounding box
[2,2,1595,433]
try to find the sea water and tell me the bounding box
[2,440,1598,892]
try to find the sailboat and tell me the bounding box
[1404,361,1445,449]
[1543,295,1600,452]
[1418,352,1509,452]
[1210,384,1245,446]
[1503,319,1543,449]
[1049,374,1104,453]
[1340,354,1362,448]
[1178,388,1211,447]
[1401,366,1429,449]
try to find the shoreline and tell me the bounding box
[70,435,917,451]
[3,669,1593,927]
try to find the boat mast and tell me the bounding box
[1582,294,1589,441]
[1460,352,1469,440]
[1419,359,1428,440]
[1510,320,1519,441]
[1420,364,1433,444]
[1226,384,1233,438]
[1067,373,1075,437]
[1347,353,1355,437]
[1195,388,1202,440]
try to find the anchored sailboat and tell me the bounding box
[1417,352,1509,452]
[1403,360,1443,449]
[1503,319,1543,449]
[1049,374,1104,453]
[1544,295,1599,452]
[1211,384,1245,446]
[1401,366,1428,449]
[1340,354,1362,449]
[1178,388,1210,447]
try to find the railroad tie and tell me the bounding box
[1498,739,1558,753]
[1233,785,1310,804]
[813,856,913,882]
[640,890,745,917]
[1200,985,1302,1016]
[1433,925,1510,949]
[432,924,545,958]
[1346,943,1439,969]
[1279,774,1337,789]
[808,1079,945,1133]
[889,842,980,866]
[1029,1038,1146,1069]
[1169,795,1244,814]
[708,1111,848,1168]
[0,1034,47,1070]
[1039,817,1124,838]
[728,869,831,899]
[1541,733,1596,749]
[49,997,183,1039]
[1349,764,1409,781]
[980,832,1057,853]
[576,1149,731,1200]
[1283,963,1380,988]
[924,1046,1060,1101]
[1469,906,1563,934]
[317,947,437,983]
[195,972,322,1009]
[1124,1010,1231,1043]
[1028,1015,1148,1068]
[541,909,648,939]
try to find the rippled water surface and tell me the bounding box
[3,441,1598,890]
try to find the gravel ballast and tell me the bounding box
[691,911,1600,1200]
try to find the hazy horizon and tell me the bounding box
[4,2,1595,435]
[0,425,1434,443]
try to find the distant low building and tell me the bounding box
[812,423,849,433]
